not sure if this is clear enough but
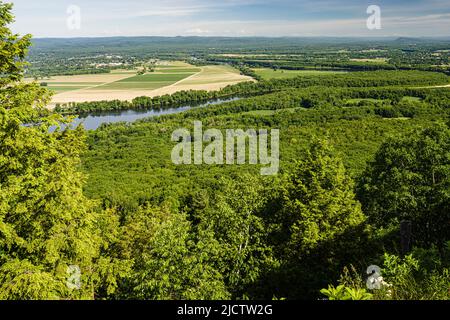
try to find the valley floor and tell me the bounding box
[44,63,253,108]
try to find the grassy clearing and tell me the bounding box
[383,117,411,121]
[243,110,277,116]
[346,98,384,103]
[242,107,306,116]
[253,68,346,80]
[346,97,422,104]
[350,58,389,64]
[402,96,422,102]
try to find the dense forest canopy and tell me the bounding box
[0,2,449,300]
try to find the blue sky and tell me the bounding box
[8,0,450,37]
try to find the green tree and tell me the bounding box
[358,124,450,249]
[0,2,119,300]
[276,139,367,298]
[117,206,229,300]
[280,139,366,253]
[197,175,277,298]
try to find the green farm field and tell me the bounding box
[253,68,347,80]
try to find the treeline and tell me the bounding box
[54,89,248,114]
[211,56,394,72]
[234,64,263,81]
[208,51,450,73]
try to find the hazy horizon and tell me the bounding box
[28,35,450,40]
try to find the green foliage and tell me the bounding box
[0,2,123,300]
[280,139,366,253]
[115,206,229,300]
[330,247,450,301]
[269,139,369,299]
[78,73,448,300]
[359,124,450,248]
[320,285,373,300]
[196,175,277,298]
[375,250,450,300]
[0,259,64,300]
[0,2,31,87]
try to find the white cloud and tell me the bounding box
[129,0,264,18]
[131,14,450,37]
[185,27,211,34]
[8,0,450,37]
[132,5,215,17]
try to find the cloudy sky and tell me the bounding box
[8,0,450,38]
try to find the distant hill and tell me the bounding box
[395,37,450,44]
[28,36,450,58]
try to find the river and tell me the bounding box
[54,97,240,131]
